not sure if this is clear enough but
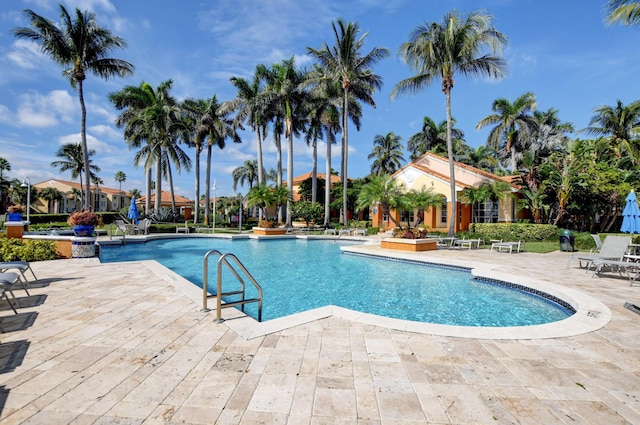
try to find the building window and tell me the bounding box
[441,199,447,223]
[475,200,499,223]
[400,210,414,224]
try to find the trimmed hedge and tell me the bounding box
[0,236,59,262]
[471,223,558,242]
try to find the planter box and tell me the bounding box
[381,237,438,252]
[252,227,287,236]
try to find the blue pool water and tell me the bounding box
[99,238,572,326]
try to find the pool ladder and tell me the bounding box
[201,249,263,323]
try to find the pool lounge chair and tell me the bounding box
[0,271,28,310]
[0,260,37,283]
[567,235,631,269]
[591,234,604,253]
[491,240,525,253]
[591,256,640,285]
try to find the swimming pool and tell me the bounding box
[99,238,572,326]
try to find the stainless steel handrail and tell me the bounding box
[202,249,263,323]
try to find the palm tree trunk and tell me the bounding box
[167,159,176,213]
[342,88,349,227]
[204,144,212,224]
[286,132,293,227]
[445,90,457,237]
[256,129,264,221]
[194,146,201,223]
[145,166,152,213]
[276,134,283,223]
[324,136,332,228]
[78,81,91,211]
[155,154,162,211]
[312,138,318,204]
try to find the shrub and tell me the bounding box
[472,223,558,241]
[0,236,59,262]
[67,210,99,226]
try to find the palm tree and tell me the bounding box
[39,187,63,213]
[51,142,100,207]
[368,132,405,176]
[232,160,260,192]
[356,174,405,229]
[476,92,537,171]
[246,183,275,221]
[307,19,390,226]
[392,10,507,236]
[460,181,512,223]
[407,116,465,161]
[262,57,308,226]
[223,65,269,199]
[13,4,134,210]
[407,185,442,227]
[607,0,640,26]
[181,98,206,223]
[191,95,241,224]
[110,80,189,213]
[582,99,640,165]
[114,171,126,193]
[129,188,142,199]
[457,145,499,173]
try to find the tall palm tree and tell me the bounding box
[51,142,100,207]
[262,57,308,226]
[39,187,63,213]
[181,98,208,223]
[222,65,269,200]
[582,99,640,165]
[607,0,640,26]
[456,145,499,173]
[13,4,134,210]
[368,132,405,176]
[114,171,126,193]
[392,10,507,236]
[110,80,188,212]
[476,92,537,171]
[308,19,390,226]
[191,95,241,224]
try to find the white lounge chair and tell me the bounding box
[491,240,525,253]
[567,235,631,269]
[591,234,604,253]
[113,219,129,236]
[135,218,151,235]
[0,271,28,310]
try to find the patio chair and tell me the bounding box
[113,219,129,236]
[135,218,151,235]
[590,234,604,253]
[0,260,37,283]
[567,235,631,269]
[0,283,18,314]
[491,240,525,253]
[0,272,28,310]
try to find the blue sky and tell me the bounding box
[1,0,639,200]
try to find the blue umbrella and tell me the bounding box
[128,197,140,224]
[620,190,640,234]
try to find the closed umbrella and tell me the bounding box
[128,197,140,224]
[620,190,640,234]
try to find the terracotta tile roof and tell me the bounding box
[138,190,193,205]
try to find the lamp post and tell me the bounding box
[212,180,217,233]
[20,177,31,224]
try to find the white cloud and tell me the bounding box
[88,124,121,140]
[58,132,116,154]
[16,90,75,128]
[7,39,46,69]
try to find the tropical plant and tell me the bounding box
[51,142,101,206]
[67,210,98,226]
[307,18,390,226]
[407,185,443,227]
[290,200,324,227]
[407,116,466,161]
[246,184,276,222]
[114,171,126,193]
[392,10,507,236]
[356,174,405,229]
[232,160,261,192]
[13,4,134,209]
[189,94,241,224]
[368,132,405,176]
[607,0,640,26]
[476,92,537,171]
[581,99,640,166]
[39,187,63,213]
[222,65,270,215]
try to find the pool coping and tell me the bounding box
[114,235,611,341]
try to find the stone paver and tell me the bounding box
[0,240,639,424]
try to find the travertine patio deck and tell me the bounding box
[1,241,639,424]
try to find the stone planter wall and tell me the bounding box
[252,227,287,236]
[381,237,438,252]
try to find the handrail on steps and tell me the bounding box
[202,249,263,323]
